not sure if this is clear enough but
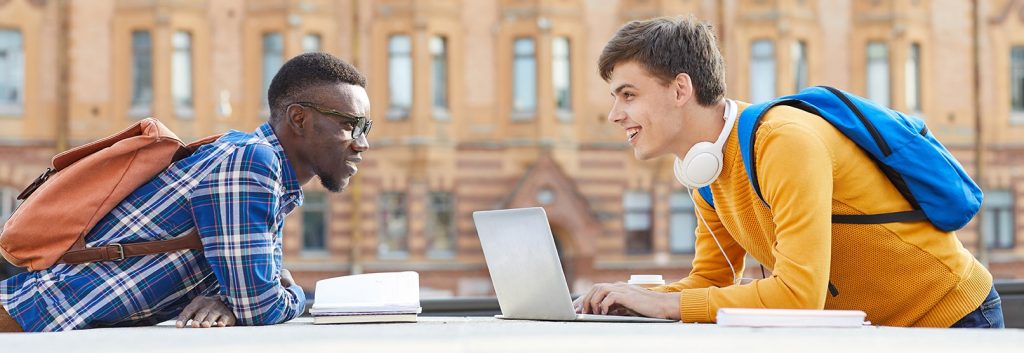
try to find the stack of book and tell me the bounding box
[310,271,422,324]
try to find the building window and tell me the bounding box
[749,39,775,103]
[905,43,921,112]
[129,30,153,117]
[792,40,808,92]
[262,32,284,115]
[866,41,890,107]
[552,36,572,119]
[984,190,1015,250]
[302,191,328,252]
[302,33,321,53]
[1012,46,1024,114]
[1,187,19,232]
[430,35,449,119]
[669,191,696,254]
[624,191,652,254]
[378,192,408,258]
[512,37,537,119]
[171,31,194,118]
[0,29,24,115]
[426,192,455,258]
[388,34,412,120]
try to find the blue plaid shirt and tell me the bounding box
[0,123,306,331]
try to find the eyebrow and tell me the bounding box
[611,83,637,96]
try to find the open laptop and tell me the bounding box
[473,207,676,323]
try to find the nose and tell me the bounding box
[607,104,626,124]
[351,134,369,152]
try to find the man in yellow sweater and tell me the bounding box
[574,16,1003,328]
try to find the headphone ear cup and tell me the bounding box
[675,141,724,188]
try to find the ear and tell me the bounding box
[285,104,308,137]
[672,73,693,108]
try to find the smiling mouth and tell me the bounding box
[625,127,641,143]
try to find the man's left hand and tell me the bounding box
[176,296,237,328]
[280,268,295,288]
[573,282,681,320]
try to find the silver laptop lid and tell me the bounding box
[473,207,577,320]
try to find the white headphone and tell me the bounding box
[673,99,738,189]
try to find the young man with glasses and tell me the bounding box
[0,52,371,331]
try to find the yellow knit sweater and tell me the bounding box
[650,102,992,327]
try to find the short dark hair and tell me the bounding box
[267,52,367,119]
[598,16,725,106]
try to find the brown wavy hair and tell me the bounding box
[598,16,726,106]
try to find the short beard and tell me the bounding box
[318,172,344,192]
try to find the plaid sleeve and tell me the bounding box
[190,143,305,325]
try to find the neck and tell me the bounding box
[270,121,315,186]
[672,98,729,158]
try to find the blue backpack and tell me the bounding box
[698,86,982,232]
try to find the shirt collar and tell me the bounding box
[255,123,303,207]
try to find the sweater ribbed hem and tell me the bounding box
[913,259,993,327]
[679,288,713,323]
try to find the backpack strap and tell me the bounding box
[58,230,203,265]
[55,135,222,266]
[736,92,927,225]
[697,186,715,209]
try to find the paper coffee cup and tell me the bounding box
[628,274,665,288]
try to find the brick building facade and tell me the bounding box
[1,0,1023,296]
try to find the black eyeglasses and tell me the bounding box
[291,102,372,139]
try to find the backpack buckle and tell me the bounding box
[17,168,55,200]
[109,243,125,261]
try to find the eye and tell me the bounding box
[623,92,636,99]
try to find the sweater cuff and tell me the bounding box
[679,287,713,323]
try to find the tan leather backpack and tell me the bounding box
[0,118,220,271]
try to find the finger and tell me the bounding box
[223,313,237,327]
[588,285,612,314]
[192,306,213,328]
[580,286,599,314]
[599,292,620,315]
[176,301,200,328]
[204,312,221,328]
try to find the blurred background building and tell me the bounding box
[1,0,1022,296]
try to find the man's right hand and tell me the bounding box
[572,282,681,320]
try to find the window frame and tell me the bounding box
[425,191,457,259]
[387,33,413,120]
[0,28,25,116]
[552,36,573,121]
[261,32,285,117]
[905,42,922,113]
[984,190,1016,250]
[749,39,776,103]
[300,191,329,254]
[171,30,194,119]
[623,190,653,255]
[866,41,891,107]
[377,191,410,259]
[128,29,154,118]
[1011,45,1024,124]
[430,35,450,120]
[668,190,697,254]
[511,36,538,121]
[792,40,808,93]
